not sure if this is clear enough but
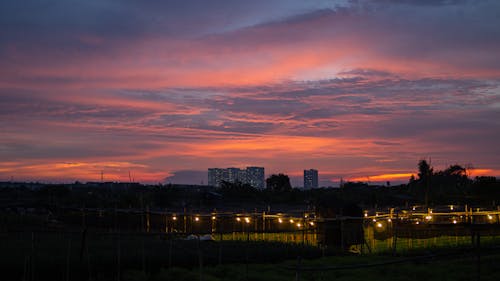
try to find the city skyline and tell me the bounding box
[208,166,265,188]
[1,1,500,185]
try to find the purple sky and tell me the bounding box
[1,0,499,186]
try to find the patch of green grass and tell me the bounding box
[140,252,500,281]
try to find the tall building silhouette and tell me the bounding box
[304,169,318,189]
[208,167,265,189]
[246,167,265,189]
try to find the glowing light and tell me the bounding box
[412,207,416,211]
[351,173,414,182]
[172,216,177,221]
[364,213,368,217]
[376,222,383,228]
[425,215,432,221]
[309,221,315,226]
[212,216,216,220]
[488,215,493,220]
[372,218,377,222]
[290,219,294,223]
[297,223,301,228]
[387,219,392,222]
[278,218,283,223]
[236,217,241,222]
[245,217,250,224]
[453,220,457,224]
[194,217,200,222]
[415,221,420,225]
[450,205,454,211]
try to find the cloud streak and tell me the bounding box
[1,1,499,185]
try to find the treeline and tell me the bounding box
[408,160,500,205]
[0,161,498,210]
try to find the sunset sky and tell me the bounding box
[1,0,499,186]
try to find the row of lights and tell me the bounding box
[174,213,497,225]
[169,215,317,228]
[373,215,495,227]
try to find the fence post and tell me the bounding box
[66,238,72,281]
[262,211,266,240]
[116,233,121,281]
[245,229,250,281]
[31,232,35,281]
[168,237,173,268]
[86,233,92,281]
[393,214,398,255]
[295,256,302,281]
[165,214,168,233]
[476,232,481,281]
[23,255,29,281]
[340,219,344,251]
[141,236,146,274]
[218,234,222,265]
[79,228,87,261]
[198,237,203,281]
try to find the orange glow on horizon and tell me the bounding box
[350,173,414,182]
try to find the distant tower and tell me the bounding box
[304,169,319,189]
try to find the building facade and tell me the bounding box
[208,167,265,189]
[304,169,319,189]
[208,168,225,187]
[246,167,265,189]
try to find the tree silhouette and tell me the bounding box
[410,160,475,205]
[266,174,292,192]
[417,159,433,182]
[417,159,433,206]
[433,164,470,201]
[443,165,466,177]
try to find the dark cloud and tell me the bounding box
[210,97,309,117]
[164,170,207,185]
[338,69,396,78]
[365,0,467,6]
[116,76,500,140]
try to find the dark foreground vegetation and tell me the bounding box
[2,228,499,281]
[1,227,499,281]
[1,160,499,280]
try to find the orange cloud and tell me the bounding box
[350,173,414,182]
[468,169,500,177]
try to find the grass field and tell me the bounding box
[2,213,500,281]
[2,229,499,281]
[120,251,500,281]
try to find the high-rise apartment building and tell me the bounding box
[227,168,243,183]
[246,167,265,189]
[304,169,319,189]
[208,168,225,187]
[208,167,265,189]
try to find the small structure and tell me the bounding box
[315,199,364,251]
